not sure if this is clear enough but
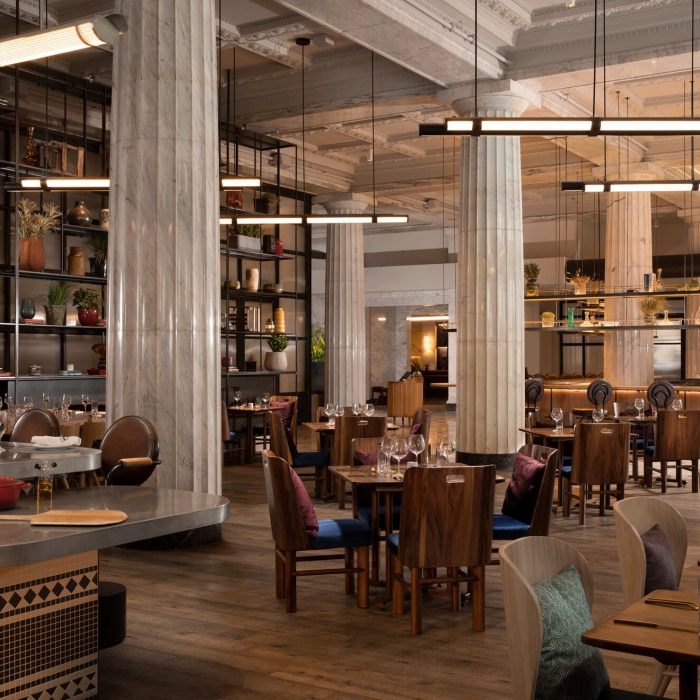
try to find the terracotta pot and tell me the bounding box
[18,238,45,272]
[78,308,99,326]
[264,351,287,371]
[0,476,31,511]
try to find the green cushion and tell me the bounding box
[533,564,610,700]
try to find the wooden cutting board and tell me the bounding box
[0,509,128,526]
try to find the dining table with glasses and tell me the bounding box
[227,403,286,463]
[0,442,102,484]
[582,590,700,700]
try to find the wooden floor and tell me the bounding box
[99,410,700,699]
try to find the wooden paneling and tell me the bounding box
[387,377,423,421]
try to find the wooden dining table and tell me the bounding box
[582,590,700,700]
[613,415,656,483]
[228,405,287,463]
[302,421,401,433]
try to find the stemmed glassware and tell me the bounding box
[261,392,270,409]
[0,410,7,452]
[233,390,242,406]
[672,398,683,411]
[62,394,72,419]
[439,436,456,463]
[393,437,408,469]
[592,408,604,423]
[22,396,33,410]
[334,404,345,420]
[324,402,335,426]
[42,392,50,409]
[351,402,361,416]
[551,408,564,432]
[634,398,645,420]
[363,403,375,417]
[82,394,90,415]
[408,434,425,465]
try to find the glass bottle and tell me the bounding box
[567,307,575,327]
[36,461,54,501]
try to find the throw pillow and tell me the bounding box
[410,422,422,435]
[641,523,678,595]
[354,450,410,466]
[501,452,545,525]
[284,426,299,459]
[533,564,610,700]
[271,401,294,429]
[288,466,319,536]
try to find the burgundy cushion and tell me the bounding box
[288,466,318,536]
[354,450,410,466]
[501,452,546,525]
[410,422,422,435]
[641,523,678,595]
[284,426,299,459]
[271,401,294,429]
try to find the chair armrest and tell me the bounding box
[105,457,160,485]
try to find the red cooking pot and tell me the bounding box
[0,476,31,511]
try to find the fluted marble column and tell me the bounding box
[453,95,527,467]
[108,0,221,494]
[317,193,371,406]
[603,170,654,386]
[682,216,700,377]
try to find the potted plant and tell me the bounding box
[244,354,257,372]
[541,311,555,328]
[228,223,261,252]
[43,281,71,325]
[311,325,325,392]
[17,197,60,272]
[639,296,668,325]
[72,288,100,326]
[690,278,699,291]
[89,231,107,277]
[524,262,540,297]
[589,276,603,294]
[567,269,590,296]
[264,333,289,371]
[254,193,279,215]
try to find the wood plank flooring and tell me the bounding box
[99,410,699,699]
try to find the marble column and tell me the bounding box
[108,0,221,494]
[316,193,371,406]
[453,95,528,468]
[603,169,655,387]
[681,215,700,377]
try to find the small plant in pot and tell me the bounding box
[524,262,540,297]
[17,197,60,272]
[228,223,261,252]
[639,296,668,326]
[72,288,100,326]
[43,281,71,326]
[541,311,555,328]
[89,231,107,277]
[567,268,590,295]
[264,333,289,371]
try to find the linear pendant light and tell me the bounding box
[406,314,450,322]
[0,14,127,67]
[563,181,700,193]
[221,177,261,189]
[6,178,110,191]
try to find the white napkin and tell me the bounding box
[30,435,81,447]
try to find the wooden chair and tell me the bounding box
[100,415,161,485]
[643,410,700,493]
[388,464,495,635]
[525,379,544,417]
[221,401,245,465]
[11,408,60,442]
[409,409,431,463]
[261,450,370,613]
[80,419,105,449]
[647,379,675,409]
[270,395,298,434]
[614,497,687,697]
[500,536,656,700]
[562,421,630,525]
[492,444,558,543]
[255,395,298,451]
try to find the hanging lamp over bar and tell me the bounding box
[563,181,700,193]
[220,176,261,189]
[6,178,110,191]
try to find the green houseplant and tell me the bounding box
[43,281,71,325]
[72,288,101,327]
[228,223,262,252]
[311,325,325,391]
[17,197,60,272]
[639,296,668,325]
[264,333,289,371]
[90,232,108,277]
[524,262,540,297]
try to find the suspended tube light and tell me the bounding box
[305,215,409,224]
[6,178,110,191]
[0,14,127,67]
[562,181,700,193]
[406,315,450,322]
[221,177,261,189]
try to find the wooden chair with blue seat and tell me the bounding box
[268,410,328,499]
[221,401,245,465]
[387,464,495,635]
[261,450,370,613]
[492,444,558,546]
[501,536,658,700]
[254,395,298,452]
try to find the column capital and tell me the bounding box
[591,162,665,180]
[438,79,539,118]
[314,192,371,215]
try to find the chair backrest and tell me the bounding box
[517,444,559,537]
[221,401,230,444]
[647,379,675,409]
[501,536,594,700]
[60,423,81,439]
[101,415,159,482]
[613,497,687,607]
[654,410,700,462]
[410,409,431,464]
[586,378,612,408]
[79,419,105,449]
[10,408,60,442]
[398,464,495,569]
[332,416,386,466]
[350,437,386,464]
[571,421,630,484]
[261,450,310,552]
[268,410,293,464]
[525,379,544,412]
[270,395,298,434]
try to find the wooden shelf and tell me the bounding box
[221,371,296,376]
[526,324,686,332]
[0,268,107,285]
[524,288,700,302]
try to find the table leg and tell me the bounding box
[679,663,698,700]
[384,490,393,597]
[371,489,380,586]
[247,414,253,463]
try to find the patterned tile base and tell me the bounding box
[0,553,98,700]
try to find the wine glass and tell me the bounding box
[672,398,683,411]
[0,410,7,452]
[351,402,361,416]
[42,392,50,408]
[592,408,604,423]
[364,403,375,417]
[408,434,425,465]
[233,390,242,406]
[4,393,12,410]
[81,394,90,415]
[393,438,408,468]
[334,404,345,419]
[261,392,270,409]
[634,398,645,419]
[62,394,72,418]
[551,408,564,432]
[22,396,33,410]
[442,437,456,463]
[324,402,335,425]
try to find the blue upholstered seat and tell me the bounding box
[386,532,400,556]
[293,451,329,468]
[357,505,402,530]
[645,446,655,457]
[228,431,245,442]
[308,519,372,550]
[562,455,572,466]
[492,514,531,540]
[635,438,654,449]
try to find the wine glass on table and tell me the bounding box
[22,396,33,410]
[324,402,335,426]
[672,398,683,411]
[334,405,345,421]
[393,437,408,470]
[408,433,425,466]
[0,410,7,452]
[42,392,50,409]
[82,394,90,415]
[551,408,563,433]
[261,392,270,409]
[634,398,645,420]
[364,403,375,418]
[62,394,72,419]
[439,436,456,463]
[592,408,604,423]
[352,402,361,416]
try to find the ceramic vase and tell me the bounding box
[264,351,288,371]
[78,308,99,326]
[22,126,39,167]
[67,246,86,276]
[99,209,109,229]
[19,299,35,320]
[67,201,92,226]
[245,268,259,292]
[274,307,286,334]
[44,304,66,326]
[18,238,45,272]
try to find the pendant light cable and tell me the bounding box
[372,52,376,216]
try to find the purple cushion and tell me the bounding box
[354,450,410,466]
[271,401,294,429]
[410,422,422,435]
[641,523,677,595]
[288,466,318,536]
[501,452,545,525]
[284,426,299,459]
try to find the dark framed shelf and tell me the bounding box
[0,269,108,285]
[219,246,293,262]
[62,224,108,238]
[16,324,105,335]
[525,324,686,332]
[221,289,305,302]
[221,370,297,377]
[524,289,700,302]
[17,374,106,381]
[220,331,303,340]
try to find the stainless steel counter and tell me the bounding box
[0,442,101,479]
[0,485,229,566]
